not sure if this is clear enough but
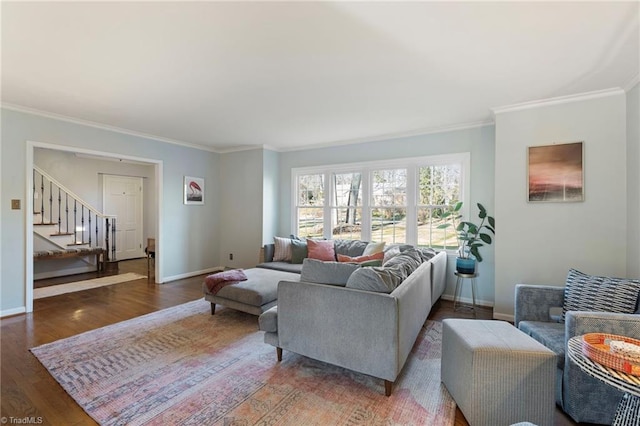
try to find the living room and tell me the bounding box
[1,2,639,424]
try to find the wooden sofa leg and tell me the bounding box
[210,303,216,315]
[384,380,393,396]
[276,347,282,362]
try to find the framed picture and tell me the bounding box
[528,142,584,202]
[184,176,204,205]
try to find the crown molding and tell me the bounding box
[278,119,495,153]
[491,87,626,116]
[1,102,221,153]
[623,73,639,92]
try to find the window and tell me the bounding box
[331,172,362,241]
[292,153,469,249]
[371,169,407,244]
[417,164,461,249]
[295,173,324,238]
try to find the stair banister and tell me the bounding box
[33,165,117,259]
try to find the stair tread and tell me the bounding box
[50,232,74,236]
[34,222,57,226]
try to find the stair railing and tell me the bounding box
[33,166,118,261]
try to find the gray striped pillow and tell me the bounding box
[562,269,640,321]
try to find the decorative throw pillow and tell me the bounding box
[290,239,308,264]
[333,239,368,257]
[300,258,360,286]
[336,252,384,264]
[562,269,640,321]
[383,245,401,263]
[307,239,336,261]
[346,264,406,293]
[383,248,423,277]
[414,247,437,262]
[363,241,385,256]
[273,236,292,262]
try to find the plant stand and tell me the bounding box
[453,271,478,315]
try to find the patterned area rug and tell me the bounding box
[33,272,147,299]
[31,299,455,425]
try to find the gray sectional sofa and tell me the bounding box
[258,239,448,396]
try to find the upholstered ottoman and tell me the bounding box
[441,319,556,426]
[203,268,300,316]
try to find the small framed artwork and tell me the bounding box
[184,176,204,205]
[528,141,584,202]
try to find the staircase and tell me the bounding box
[33,166,118,274]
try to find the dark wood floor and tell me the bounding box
[2,259,578,426]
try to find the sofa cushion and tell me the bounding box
[300,258,360,286]
[518,321,565,369]
[382,248,423,277]
[273,236,292,262]
[256,261,303,274]
[290,239,308,264]
[562,269,640,321]
[333,239,368,257]
[346,264,406,293]
[414,247,437,262]
[336,251,384,264]
[307,239,336,261]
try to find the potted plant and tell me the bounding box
[439,201,495,274]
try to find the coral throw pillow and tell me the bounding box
[306,239,336,261]
[337,252,384,263]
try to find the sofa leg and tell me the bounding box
[276,347,282,362]
[384,380,393,396]
[210,303,216,315]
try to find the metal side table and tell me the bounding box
[567,336,640,426]
[453,271,478,315]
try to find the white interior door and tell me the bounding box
[103,175,144,260]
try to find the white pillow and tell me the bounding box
[273,236,292,262]
[363,241,385,256]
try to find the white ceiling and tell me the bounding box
[2,1,639,152]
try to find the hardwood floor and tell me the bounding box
[2,261,578,425]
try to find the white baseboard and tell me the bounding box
[440,293,494,308]
[162,266,225,283]
[1,306,26,318]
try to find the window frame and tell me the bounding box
[291,153,470,249]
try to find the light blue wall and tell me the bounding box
[1,108,221,314]
[277,125,496,304]
[218,148,264,268]
[627,83,640,278]
[494,91,627,320]
[262,149,280,246]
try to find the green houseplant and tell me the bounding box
[439,201,495,274]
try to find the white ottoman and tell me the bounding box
[441,319,556,426]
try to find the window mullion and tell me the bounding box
[406,165,417,246]
[361,169,372,242]
[323,171,332,240]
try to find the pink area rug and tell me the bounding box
[31,299,455,425]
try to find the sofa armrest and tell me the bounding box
[514,284,564,327]
[565,311,640,340]
[262,243,275,263]
[277,280,399,381]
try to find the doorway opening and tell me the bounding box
[26,141,163,313]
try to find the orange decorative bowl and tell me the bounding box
[581,333,640,376]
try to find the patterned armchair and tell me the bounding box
[515,277,640,425]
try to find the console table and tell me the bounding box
[567,336,640,426]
